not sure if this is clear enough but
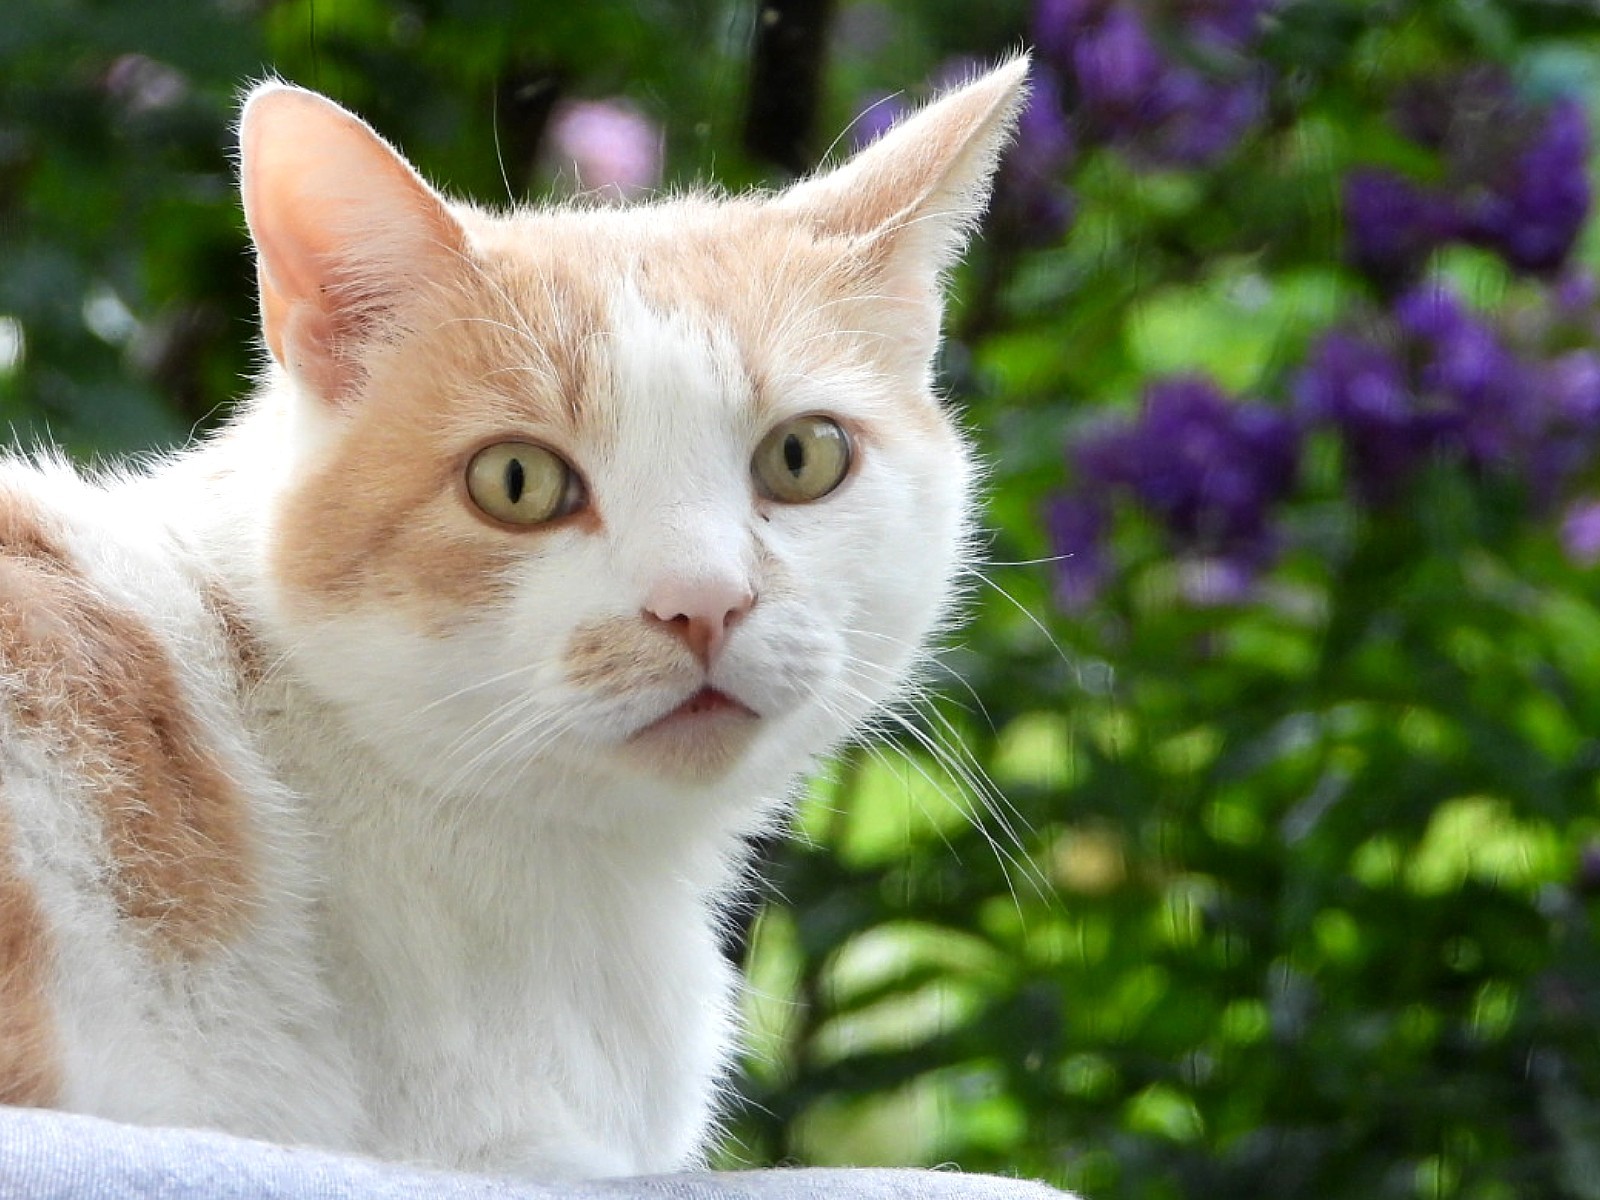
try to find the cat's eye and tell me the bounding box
[752,416,852,503]
[465,441,582,526]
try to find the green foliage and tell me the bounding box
[8,2,1600,1198]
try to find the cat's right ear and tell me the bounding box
[773,57,1029,376]
[239,83,469,404]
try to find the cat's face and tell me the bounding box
[237,64,1026,817]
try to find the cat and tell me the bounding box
[0,55,1028,1180]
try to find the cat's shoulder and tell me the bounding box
[0,448,268,719]
[0,454,235,684]
[0,453,267,938]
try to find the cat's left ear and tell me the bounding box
[239,82,470,405]
[777,54,1030,370]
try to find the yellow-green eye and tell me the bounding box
[752,416,852,503]
[465,442,581,526]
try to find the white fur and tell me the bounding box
[0,60,1027,1179]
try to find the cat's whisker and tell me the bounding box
[799,658,1043,882]
[791,327,896,352]
[467,710,596,813]
[436,314,562,382]
[827,648,1045,869]
[838,623,995,730]
[437,681,598,791]
[816,90,909,166]
[426,689,544,781]
[852,718,1051,914]
[959,563,1080,675]
[411,658,552,718]
[808,675,1052,911]
[981,553,1076,568]
[431,688,574,796]
[839,658,1039,856]
[489,91,516,207]
[435,246,570,380]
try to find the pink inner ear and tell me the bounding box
[240,84,468,404]
[261,278,365,404]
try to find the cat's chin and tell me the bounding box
[618,686,763,780]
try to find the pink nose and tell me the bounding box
[644,579,756,667]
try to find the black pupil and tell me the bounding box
[505,457,526,504]
[783,433,805,477]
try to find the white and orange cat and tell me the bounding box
[0,57,1027,1179]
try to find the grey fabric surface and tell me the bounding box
[0,1106,1075,1200]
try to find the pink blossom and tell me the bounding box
[546,99,662,199]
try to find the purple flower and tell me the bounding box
[1394,286,1531,466]
[1389,72,1591,276]
[1054,377,1302,610]
[1562,499,1600,566]
[1396,285,1579,484]
[1075,377,1299,564]
[1141,68,1266,167]
[1045,494,1111,611]
[1554,268,1597,317]
[1073,7,1166,123]
[1178,556,1258,607]
[1064,2,1269,167]
[1016,67,1076,172]
[1300,285,1600,505]
[1297,286,1530,494]
[1461,97,1592,274]
[1527,350,1600,504]
[1544,350,1600,430]
[1294,330,1452,501]
[1032,0,1103,69]
[1343,170,1461,287]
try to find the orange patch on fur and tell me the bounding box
[0,494,253,955]
[622,206,953,440]
[564,615,689,697]
[0,809,61,1107]
[202,581,267,691]
[268,245,611,622]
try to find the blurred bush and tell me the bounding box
[7,1,1600,1197]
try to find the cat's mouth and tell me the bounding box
[642,686,756,728]
[629,686,759,746]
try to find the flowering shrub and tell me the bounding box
[736,4,1600,1198]
[1024,3,1600,608]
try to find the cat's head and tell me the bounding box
[235,60,1028,826]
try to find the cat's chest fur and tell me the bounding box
[256,682,733,1175]
[0,60,1028,1179]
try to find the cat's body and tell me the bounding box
[0,59,1027,1179]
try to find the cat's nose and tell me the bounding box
[644,579,756,668]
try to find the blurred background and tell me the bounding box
[7,1,1600,1196]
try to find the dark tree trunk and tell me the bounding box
[743,0,836,176]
